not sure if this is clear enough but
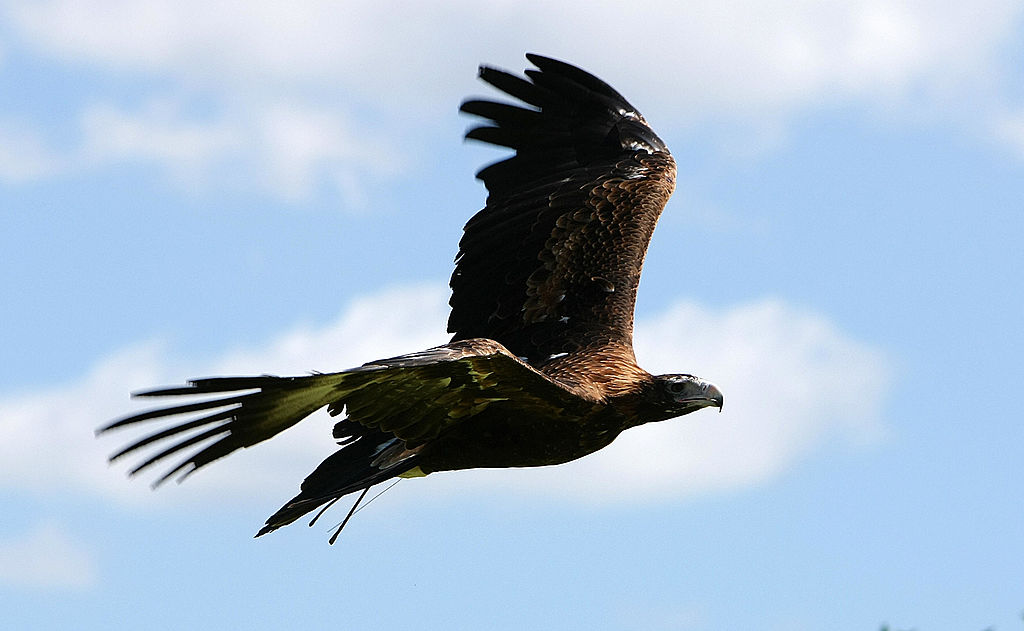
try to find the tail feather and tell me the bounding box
[256,429,419,537]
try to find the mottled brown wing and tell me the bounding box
[449,54,676,365]
[97,339,594,486]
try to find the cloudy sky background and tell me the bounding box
[1,1,1022,629]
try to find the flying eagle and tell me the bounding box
[99,54,723,539]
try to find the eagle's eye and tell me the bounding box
[666,381,687,394]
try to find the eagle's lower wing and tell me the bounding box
[449,54,676,365]
[98,339,591,487]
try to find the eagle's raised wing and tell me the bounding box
[449,54,676,365]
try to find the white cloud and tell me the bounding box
[533,1,1020,123]
[0,284,890,511]
[0,522,98,590]
[0,96,399,202]
[6,0,370,87]
[992,109,1024,158]
[251,103,400,205]
[2,0,1022,191]
[0,341,174,505]
[72,99,398,203]
[79,101,241,184]
[3,0,481,99]
[0,120,63,183]
[7,0,1020,114]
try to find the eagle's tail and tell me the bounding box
[254,428,421,538]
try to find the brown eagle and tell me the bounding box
[99,54,723,539]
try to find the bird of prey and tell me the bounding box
[99,53,723,540]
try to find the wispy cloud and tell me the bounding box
[8,0,1020,113]
[0,522,98,590]
[0,119,63,183]
[79,101,241,182]
[992,108,1024,158]
[0,96,400,204]
[72,99,399,204]
[1,0,1021,193]
[250,102,401,205]
[0,284,890,510]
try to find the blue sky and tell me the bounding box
[2,1,1023,629]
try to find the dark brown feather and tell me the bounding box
[449,54,676,371]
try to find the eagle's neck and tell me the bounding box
[539,342,652,402]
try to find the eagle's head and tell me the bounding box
[648,374,723,420]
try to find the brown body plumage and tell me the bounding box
[98,54,723,539]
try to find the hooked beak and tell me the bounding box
[706,383,724,412]
[679,381,724,412]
